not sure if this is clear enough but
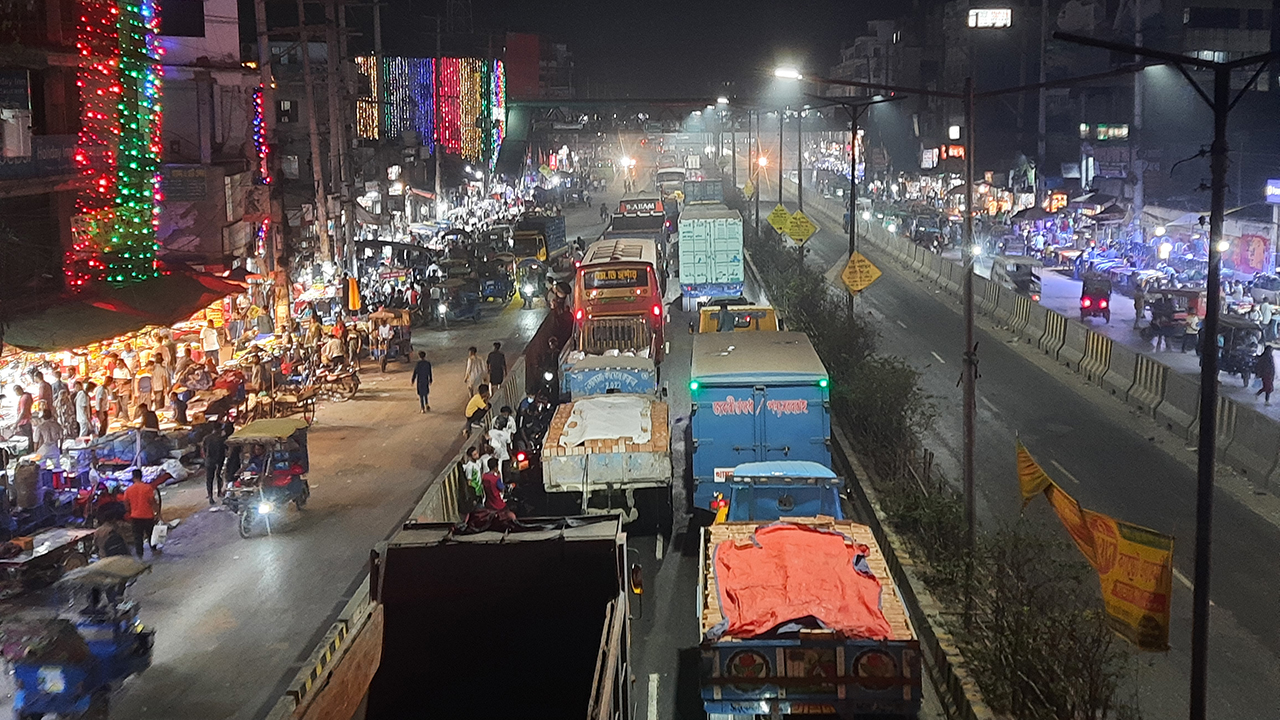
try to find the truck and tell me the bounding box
[689,332,831,512]
[512,214,568,268]
[718,460,844,521]
[677,203,744,312]
[607,197,671,258]
[541,369,672,529]
[365,516,632,719]
[562,354,658,400]
[698,516,922,718]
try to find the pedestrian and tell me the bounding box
[487,411,513,478]
[600,203,608,222]
[73,381,92,437]
[463,384,491,437]
[53,383,76,438]
[93,503,131,558]
[201,424,227,503]
[1256,345,1276,405]
[90,380,109,436]
[411,351,433,412]
[49,369,67,399]
[1132,285,1146,330]
[175,345,195,376]
[201,320,222,365]
[462,446,484,501]
[222,422,242,482]
[487,342,507,387]
[137,403,159,431]
[33,371,53,413]
[123,468,161,558]
[32,409,64,469]
[464,346,486,395]
[170,391,188,426]
[1260,298,1275,342]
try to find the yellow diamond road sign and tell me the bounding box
[766,204,791,234]
[742,179,755,198]
[785,210,819,244]
[841,252,882,295]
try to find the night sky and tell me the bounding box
[377,0,892,98]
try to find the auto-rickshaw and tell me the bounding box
[435,278,482,327]
[1212,314,1263,386]
[516,260,549,309]
[1080,275,1113,323]
[478,260,515,303]
[0,556,154,720]
[369,308,413,370]
[223,418,311,538]
[990,255,1043,301]
[1140,288,1203,351]
[439,258,476,281]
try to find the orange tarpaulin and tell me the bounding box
[707,523,891,641]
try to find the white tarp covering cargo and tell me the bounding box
[559,395,651,448]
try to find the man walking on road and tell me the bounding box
[202,425,227,504]
[123,468,162,558]
[487,342,507,387]
[412,351,433,412]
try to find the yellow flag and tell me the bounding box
[1015,439,1053,508]
[1044,483,1099,569]
[1082,509,1174,651]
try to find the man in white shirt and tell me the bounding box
[72,380,92,437]
[1259,298,1275,342]
[200,320,222,365]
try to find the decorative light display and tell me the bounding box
[66,0,163,288]
[355,56,504,166]
[252,85,271,185]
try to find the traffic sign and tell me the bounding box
[766,204,791,234]
[742,179,755,198]
[841,252,882,295]
[785,211,819,244]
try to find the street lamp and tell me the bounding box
[716,96,729,105]
[774,67,803,81]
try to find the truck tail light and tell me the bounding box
[651,303,662,317]
[575,309,584,321]
[1081,298,1091,308]
[1099,298,1108,309]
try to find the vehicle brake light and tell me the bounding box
[651,303,662,317]
[516,451,526,462]
[575,309,584,321]
[1081,298,1091,308]
[574,260,581,267]
[1099,299,1108,309]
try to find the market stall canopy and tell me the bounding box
[1,272,246,353]
[1011,206,1056,221]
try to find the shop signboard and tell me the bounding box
[1093,145,1130,179]
[1266,179,1280,205]
[1227,221,1275,275]
[0,70,30,109]
[0,135,77,180]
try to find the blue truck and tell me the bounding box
[561,354,658,400]
[689,332,831,512]
[718,460,844,521]
[677,203,744,312]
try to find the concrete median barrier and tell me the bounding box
[991,285,1016,327]
[922,252,943,284]
[939,262,963,295]
[1078,331,1113,384]
[1038,309,1067,357]
[1126,355,1167,416]
[1154,371,1201,439]
[1007,294,1033,333]
[1058,319,1090,369]
[909,244,927,274]
[1214,395,1238,456]
[1101,343,1139,398]
[1223,403,1280,481]
[1021,302,1050,345]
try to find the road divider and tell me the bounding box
[1038,311,1067,358]
[1100,343,1139,399]
[1058,321,1092,371]
[1078,332,1113,385]
[1126,354,1168,416]
[1223,402,1280,482]
[1154,371,1202,440]
[1007,294,1033,334]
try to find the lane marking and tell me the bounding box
[930,351,947,364]
[648,673,660,720]
[896,320,908,329]
[1173,568,1193,590]
[979,396,999,414]
[655,533,665,560]
[1049,460,1081,485]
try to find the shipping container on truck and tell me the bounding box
[365,516,632,720]
[698,517,922,718]
[688,332,831,512]
[541,377,672,530]
[677,203,744,312]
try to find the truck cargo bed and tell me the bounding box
[543,398,671,491]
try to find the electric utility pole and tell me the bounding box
[297,0,332,261]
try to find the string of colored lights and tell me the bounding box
[109,0,163,283]
[67,0,119,288]
[252,85,271,185]
[353,55,505,165]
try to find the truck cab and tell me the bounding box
[718,461,844,521]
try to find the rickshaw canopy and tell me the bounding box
[228,418,310,444]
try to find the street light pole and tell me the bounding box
[962,76,977,626]
[778,107,785,209]
[797,109,804,212]
[753,111,760,237]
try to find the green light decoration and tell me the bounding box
[106,0,163,284]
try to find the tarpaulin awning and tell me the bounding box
[2,272,247,352]
[706,523,891,641]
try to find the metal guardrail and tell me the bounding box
[264,355,529,720]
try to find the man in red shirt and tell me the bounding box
[481,458,507,512]
[123,468,162,558]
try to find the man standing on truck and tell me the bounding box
[487,342,507,387]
